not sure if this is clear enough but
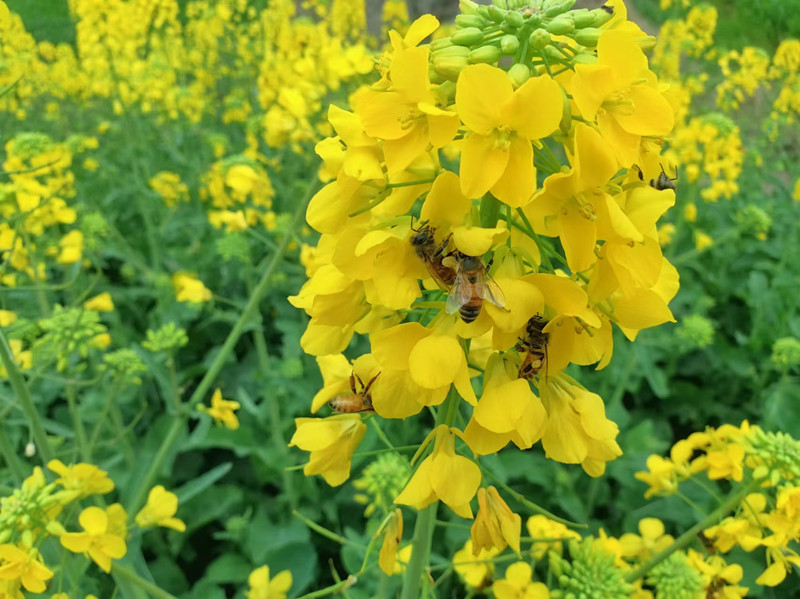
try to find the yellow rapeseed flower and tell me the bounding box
[47,460,114,500]
[289,415,367,486]
[246,565,292,599]
[83,292,114,312]
[135,486,186,532]
[60,506,127,572]
[171,272,213,303]
[0,544,53,593]
[198,388,240,430]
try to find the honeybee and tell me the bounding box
[516,315,549,380]
[328,372,380,413]
[635,164,677,191]
[410,221,457,289]
[445,252,507,324]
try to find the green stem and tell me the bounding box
[624,476,765,583]
[400,503,437,599]
[111,563,179,599]
[126,178,318,514]
[295,577,357,599]
[0,424,26,482]
[0,328,54,465]
[293,510,364,547]
[65,384,91,462]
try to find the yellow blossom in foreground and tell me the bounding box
[60,506,127,572]
[395,425,481,519]
[199,388,240,430]
[493,562,550,599]
[471,486,521,555]
[47,460,114,500]
[135,485,186,532]
[171,272,213,303]
[0,544,53,593]
[83,292,114,312]
[378,508,403,576]
[289,415,367,486]
[246,565,292,599]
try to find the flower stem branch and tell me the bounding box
[0,328,54,465]
[111,563,179,599]
[624,475,765,583]
[126,177,319,515]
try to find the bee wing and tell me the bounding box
[480,274,508,311]
[445,269,471,315]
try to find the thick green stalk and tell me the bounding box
[0,424,26,482]
[111,563,179,599]
[65,383,91,462]
[0,328,54,464]
[624,476,765,583]
[126,179,318,514]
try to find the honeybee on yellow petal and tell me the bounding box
[516,315,549,380]
[328,372,380,414]
[409,221,457,290]
[445,252,507,324]
[635,163,677,191]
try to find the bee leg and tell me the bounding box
[349,373,359,394]
[363,372,380,395]
[434,233,452,257]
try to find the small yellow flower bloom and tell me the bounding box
[135,485,186,532]
[471,486,522,555]
[57,230,84,265]
[619,518,674,560]
[83,292,114,312]
[246,565,292,599]
[289,415,367,486]
[378,508,403,576]
[199,389,240,430]
[60,506,127,572]
[0,310,17,326]
[453,540,499,590]
[0,544,53,593]
[526,515,580,559]
[171,272,213,303]
[47,460,114,500]
[493,562,550,599]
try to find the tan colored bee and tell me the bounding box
[409,221,457,290]
[635,164,677,191]
[328,372,380,413]
[516,315,549,380]
[445,252,507,324]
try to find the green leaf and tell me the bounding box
[205,553,253,583]
[175,462,233,504]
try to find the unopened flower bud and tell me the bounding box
[771,337,800,368]
[492,0,508,9]
[590,6,614,26]
[547,17,574,35]
[452,27,484,46]
[0,529,11,544]
[544,0,575,18]
[676,315,714,349]
[430,38,453,52]
[575,27,601,47]
[505,11,524,28]
[433,54,470,80]
[571,10,596,28]
[529,28,550,50]
[507,0,526,8]
[460,0,481,15]
[47,520,68,536]
[543,45,563,62]
[573,51,598,65]
[507,63,531,88]
[455,14,486,29]
[487,5,506,22]
[24,442,35,457]
[500,34,520,54]
[638,35,657,52]
[469,45,502,64]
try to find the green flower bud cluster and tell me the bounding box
[142,322,189,353]
[736,204,772,238]
[36,305,108,372]
[771,336,800,369]
[435,0,615,83]
[645,553,704,599]
[0,469,63,544]
[101,348,148,385]
[81,212,111,251]
[8,132,56,161]
[552,539,633,599]
[216,231,251,263]
[676,314,714,348]
[353,453,411,518]
[744,427,800,484]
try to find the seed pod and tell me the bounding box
[575,27,601,48]
[452,27,484,46]
[529,28,551,50]
[546,17,574,35]
[507,63,531,88]
[468,45,502,64]
[456,14,486,29]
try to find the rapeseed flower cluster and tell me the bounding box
[636,421,800,589]
[0,463,184,595]
[290,0,680,578]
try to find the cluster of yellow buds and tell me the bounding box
[289,0,680,574]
